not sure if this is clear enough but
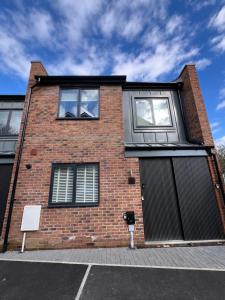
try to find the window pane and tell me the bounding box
[135,99,154,126]
[153,99,172,126]
[76,165,99,203]
[0,111,9,135]
[59,89,78,118]
[80,90,99,118]
[8,110,22,134]
[52,166,74,203]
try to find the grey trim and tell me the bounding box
[125,149,208,157]
[0,158,14,164]
[0,102,24,109]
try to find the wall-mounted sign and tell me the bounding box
[21,205,41,232]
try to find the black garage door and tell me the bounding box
[140,157,224,242]
[0,164,13,235]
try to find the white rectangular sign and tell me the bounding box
[21,205,41,231]
[128,225,135,232]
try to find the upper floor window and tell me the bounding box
[135,98,172,127]
[0,110,22,136]
[59,89,99,119]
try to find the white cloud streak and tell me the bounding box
[0,0,212,81]
[209,5,225,52]
[215,135,225,146]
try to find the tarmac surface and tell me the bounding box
[1,260,225,300]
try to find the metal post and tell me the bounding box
[130,231,134,249]
[21,232,26,253]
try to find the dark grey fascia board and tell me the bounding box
[35,75,127,85]
[123,81,183,90]
[0,95,25,102]
[125,149,208,158]
[0,157,14,164]
[35,75,183,89]
[125,143,213,150]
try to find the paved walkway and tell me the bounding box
[1,245,225,270]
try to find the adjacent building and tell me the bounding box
[0,95,24,236]
[0,61,224,251]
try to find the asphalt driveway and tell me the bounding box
[0,260,225,300]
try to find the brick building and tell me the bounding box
[0,61,225,251]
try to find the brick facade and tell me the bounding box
[178,65,214,146]
[1,62,224,251]
[1,62,144,250]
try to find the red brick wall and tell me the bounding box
[179,65,225,232]
[207,156,225,232]
[2,64,144,250]
[178,65,214,146]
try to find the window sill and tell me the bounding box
[48,203,99,208]
[56,117,100,121]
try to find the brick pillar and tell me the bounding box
[178,65,214,146]
[0,62,48,251]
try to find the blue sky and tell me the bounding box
[0,0,225,144]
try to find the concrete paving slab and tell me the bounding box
[1,246,225,270]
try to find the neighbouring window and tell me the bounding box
[0,110,23,135]
[59,89,99,119]
[49,163,99,207]
[135,98,172,127]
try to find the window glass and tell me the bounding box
[9,111,23,134]
[136,99,154,126]
[76,165,99,203]
[52,166,74,203]
[50,164,99,206]
[80,90,99,118]
[0,111,9,135]
[153,99,171,126]
[59,89,78,118]
[135,98,172,127]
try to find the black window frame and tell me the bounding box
[57,87,100,120]
[0,108,23,136]
[48,162,100,208]
[132,96,176,132]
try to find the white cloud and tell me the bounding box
[0,30,30,79]
[54,0,103,44]
[113,42,199,81]
[166,15,183,34]
[0,8,55,45]
[47,46,107,75]
[215,135,225,146]
[99,0,169,40]
[195,58,211,70]
[188,0,216,11]
[209,6,225,52]
[210,121,220,134]
[211,121,220,128]
[209,5,225,31]
[217,100,225,109]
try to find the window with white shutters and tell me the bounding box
[49,163,99,207]
[52,166,74,203]
[76,165,99,203]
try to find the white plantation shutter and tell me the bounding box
[76,165,99,203]
[52,166,74,203]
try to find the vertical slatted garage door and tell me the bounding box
[140,157,224,242]
[140,158,183,241]
[0,164,13,235]
[173,157,223,240]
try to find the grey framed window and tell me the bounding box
[0,109,23,136]
[134,97,172,128]
[49,163,99,207]
[58,89,99,119]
